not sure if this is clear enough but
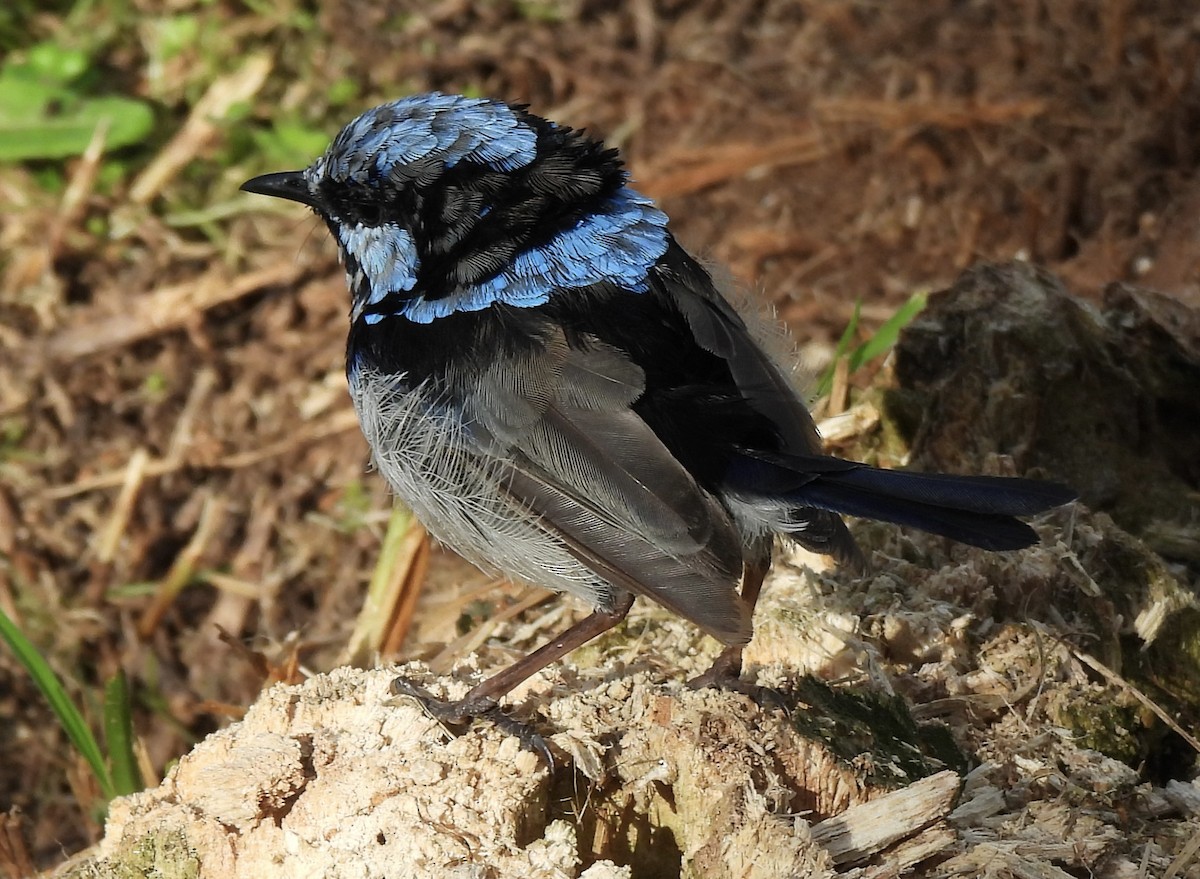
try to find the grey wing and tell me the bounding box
[465,333,752,645]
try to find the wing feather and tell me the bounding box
[655,240,821,453]
[462,334,751,644]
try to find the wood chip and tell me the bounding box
[847,823,957,878]
[811,770,961,866]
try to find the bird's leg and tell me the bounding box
[392,592,635,763]
[688,558,770,692]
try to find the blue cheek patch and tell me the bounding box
[394,186,670,324]
[338,223,420,309]
[325,93,539,183]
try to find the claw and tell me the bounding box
[686,658,788,713]
[391,675,555,768]
[480,704,555,769]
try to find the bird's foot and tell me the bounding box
[686,651,787,713]
[390,676,555,768]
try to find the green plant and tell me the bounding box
[816,290,927,398]
[0,41,154,161]
[104,671,143,796]
[0,607,143,804]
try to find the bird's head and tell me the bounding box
[242,92,669,324]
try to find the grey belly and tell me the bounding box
[349,367,617,610]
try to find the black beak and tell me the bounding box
[240,170,321,208]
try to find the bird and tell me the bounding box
[241,92,1075,728]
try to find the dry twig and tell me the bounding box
[43,262,312,361]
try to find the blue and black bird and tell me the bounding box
[242,93,1075,721]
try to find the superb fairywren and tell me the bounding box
[242,93,1074,725]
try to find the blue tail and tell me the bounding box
[726,450,1076,551]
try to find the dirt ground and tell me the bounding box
[1,0,1198,872]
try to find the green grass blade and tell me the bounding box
[847,290,927,373]
[0,606,115,800]
[104,670,143,797]
[816,299,862,398]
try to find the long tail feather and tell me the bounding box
[726,450,1076,551]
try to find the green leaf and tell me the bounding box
[0,66,59,120]
[104,671,143,797]
[27,42,88,84]
[0,93,154,159]
[250,119,332,168]
[326,76,358,107]
[151,14,200,63]
[0,606,115,801]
